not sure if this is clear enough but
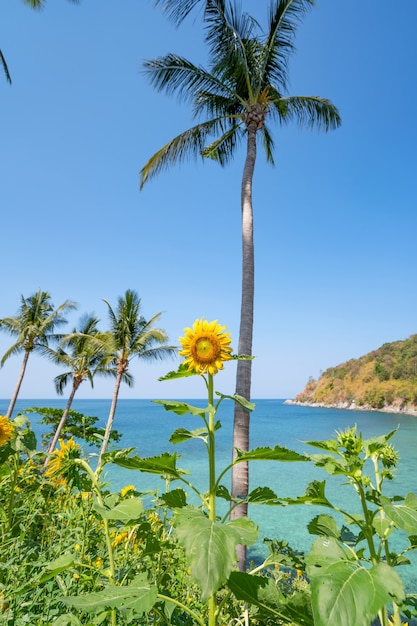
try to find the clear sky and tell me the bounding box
[1,0,416,401]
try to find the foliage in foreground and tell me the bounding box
[1,400,417,624]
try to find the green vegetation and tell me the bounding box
[295,334,417,412]
[1,386,417,624]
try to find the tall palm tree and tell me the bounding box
[141,0,341,567]
[0,290,77,418]
[41,313,114,468]
[97,290,177,469]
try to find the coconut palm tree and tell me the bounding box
[97,290,177,469]
[141,0,341,567]
[0,290,77,419]
[41,313,115,468]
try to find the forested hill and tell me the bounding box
[293,334,417,414]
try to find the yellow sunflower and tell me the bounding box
[120,485,136,498]
[45,437,80,478]
[0,415,14,447]
[179,318,233,375]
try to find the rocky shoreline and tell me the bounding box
[284,399,417,417]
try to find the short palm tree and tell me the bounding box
[97,290,177,469]
[41,313,114,467]
[141,0,341,568]
[0,290,77,419]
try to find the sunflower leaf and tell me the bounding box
[111,451,189,478]
[173,508,258,602]
[157,363,197,381]
[215,392,255,412]
[62,574,157,615]
[235,446,308,463]
[152,400,208,417]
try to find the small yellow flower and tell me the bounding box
[0,415,14,447]
[74,544,81,552]
[95,557,103,569]
[121,485,136,498]
[179,318,233,375]
[45,438,80,478]
[112,532,129,548]
[73,573,80,580]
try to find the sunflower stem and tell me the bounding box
[207,372,217,626]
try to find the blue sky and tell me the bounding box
[1,0,416,401]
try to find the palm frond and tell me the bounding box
[143,54,237,107]
[260,124,276,165]
[154,0,206,26]
[140,118,226,188]
[0,50,11,84]
[201,123,244,165]
[279,95,341,131]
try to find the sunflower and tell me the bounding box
[0,415,14,447]
[179,318,233,375]
[45,437,80,478]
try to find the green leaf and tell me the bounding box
[228,572,313,625]
[111,451,188,479]
[372,516,393,539]
[247,486,279,504]
[93,498,144,521]
[152,399,208,417]
[306,537,404,626]
[157,363,197,381]
[173,508,257,601]
[235,446,307,463]
[216,484,231,501]
[307,514,340,539]
[309,453,348,475]
[169,427,207,444]
[215,392,255,412]
[227,572,284,616]
[304,439,340,454]
[52,616,83,626]
[39,553,76,584]
[159,488,187,508]
[363,429,398,455]
[169,422,221,444]
[62,574,157,615]
[381,494,417,534]
[285,481,333,508]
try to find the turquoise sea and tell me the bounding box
[2,397,417,594]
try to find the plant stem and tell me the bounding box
[75,460,117,625]
[207,373,217,626]
[156,594,205,626]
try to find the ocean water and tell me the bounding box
[2,397,417,592]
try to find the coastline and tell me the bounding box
[284,399,417,417]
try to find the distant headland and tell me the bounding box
[286,334,417,417]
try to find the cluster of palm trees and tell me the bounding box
[0,289,176,469]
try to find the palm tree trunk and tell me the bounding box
[43,381,80,469]
[6,350,30,419]
[231,124,257,571]
[97,373,122,471]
